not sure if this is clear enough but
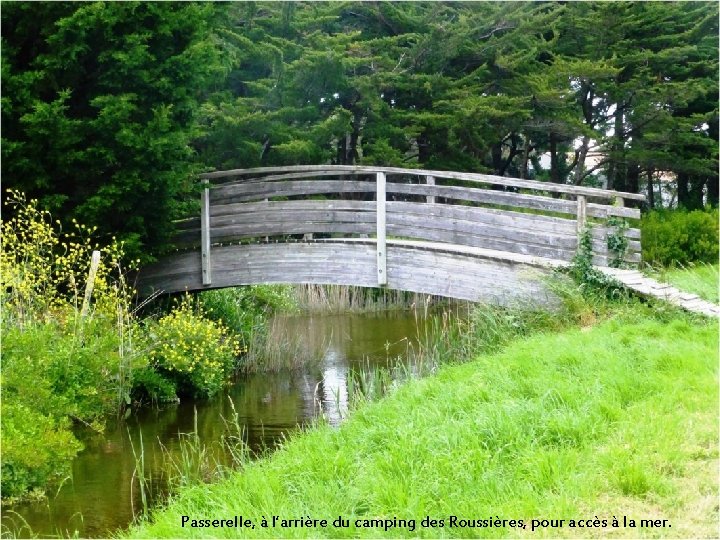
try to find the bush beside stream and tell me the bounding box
[0,193,284,500]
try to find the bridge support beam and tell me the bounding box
[201,179,212,285]
[376,172,387,285]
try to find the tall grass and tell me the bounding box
[243,315,330,372]
[648,262,719,304]
[158,400,253,494]
[292,284,443,313]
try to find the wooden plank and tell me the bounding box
[211,209,376,228]
[586,203,641,219]
[210,222,377,241]
[210,199,374,217]
[316,238,571,269]
[386,212,577,250]
[387,201,577,234]
[387,182,639,219]
[200,180,211,285]
[137,241,560,304]
[201,165,645,202]
[385,223,577,262]
[387,182,578,216]
[212,180,375,203]
[213,170,371,187]
[376,172,387,286]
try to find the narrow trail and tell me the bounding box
[598,267,720,318]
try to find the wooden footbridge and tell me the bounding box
[138,165,646,306]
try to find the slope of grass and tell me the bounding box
[127,307,718,539]
[651,263,719,304]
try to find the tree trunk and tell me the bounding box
[519,136,530,179]
[549,132,559,184]
[573,135,590,185]
[626,162,640,194]
[688,176,706,210]
[646,169,655,209]
[707,175,718,207]
[610,105,626,191]
[677,172,689,208]
[347,110,363,165]
[491,142,503,176]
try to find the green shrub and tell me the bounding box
[642,208,719,266]
[1,402,82,499]
[1,192,142,499]
[149,297,242,398]
[198,286,294,333]
[3,315,129,426]
[131,366,178,405]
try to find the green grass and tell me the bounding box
[651,263,719,304]
[127,307,718,538]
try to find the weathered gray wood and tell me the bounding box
[144,164,647,301]
[214,170,372,187]
[200,180,211,285]
[201,165,645,202]
[386,212,577,250]
[212,176,636,222]
[81,250,101,319]
[387,181,579,216]
[387,201,577,234]
[211,209,376,228]
[586,202,640,219]
[211,199,375,218]
[385,223,578,261]
[210,222,377,241]
[576,195,587,236]
[137,241,560,304]
[426,175,436,204]
[386,182,640,219]
[212,180,375,204]
[376,172,387,286]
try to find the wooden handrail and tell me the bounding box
[199,165,646,202]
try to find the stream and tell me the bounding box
[2,310,435,538]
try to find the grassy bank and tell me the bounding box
[649,263,718,304]
[127,304,718,538]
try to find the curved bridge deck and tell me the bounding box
[138,165,644,304]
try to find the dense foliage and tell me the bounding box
[150,298,242,398]
[0,194,279,499]
[2,2,717,258]
[1,2,225,261]
[641,208,719,266]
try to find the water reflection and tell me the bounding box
[2,310,430,538]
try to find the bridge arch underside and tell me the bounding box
[138,240,561,305]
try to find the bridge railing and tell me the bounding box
[171,166,644,286]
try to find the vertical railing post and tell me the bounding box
[376,172,387,286]
[201,179,212,286]
[576,194,587,235]
[576,194,587,256]
[425,175,436,204]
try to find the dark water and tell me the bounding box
[2,311,430,538]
